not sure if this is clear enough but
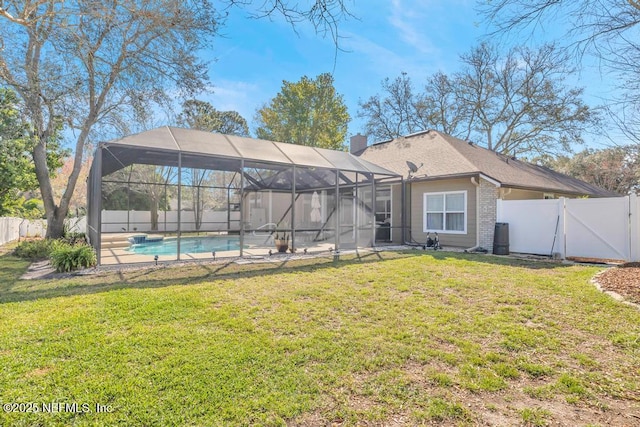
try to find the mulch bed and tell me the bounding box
[594,262,640,305]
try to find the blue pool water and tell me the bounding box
[127,236,242,255]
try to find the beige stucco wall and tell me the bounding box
[408,178,477,248]
[500,188,577,200]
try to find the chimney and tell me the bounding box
[349,134,368,154]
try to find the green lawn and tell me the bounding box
[0,248,638,426]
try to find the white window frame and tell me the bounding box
[423,191,467,234]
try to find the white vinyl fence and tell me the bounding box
[0,218,24,246]
[0,216,87,246]
[497,194,640,262]
[100,210,239,233]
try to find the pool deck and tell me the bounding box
[99,233,337,266]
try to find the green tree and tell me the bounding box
[0,88,65,216]
[0,88,35,215]
[539,147,640,195]
[256,73,350,150]
[176,99,248,230]
[177,100,249,136]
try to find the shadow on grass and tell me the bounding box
[0,248,578,304]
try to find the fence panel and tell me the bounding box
[496,199,563,256]
[20,219,46,238]
[0,217,23,245]
[565,197,630,261]
[0,217,85,246]
[498,196,638,262]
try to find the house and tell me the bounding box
[352,130,617,252]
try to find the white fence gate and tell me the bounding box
[497,195,640,262]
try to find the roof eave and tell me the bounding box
[500,183,616,198]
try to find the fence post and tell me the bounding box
[630,193,639,262]
[555,198,566,259]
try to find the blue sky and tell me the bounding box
[198,0,612,147]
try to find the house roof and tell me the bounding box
[355,130,618,197]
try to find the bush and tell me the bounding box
[61,232,87,246]
[13,239,60,260]
[49,243,97,273]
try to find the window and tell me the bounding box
[423,191,466,233]
[375,186,391,223]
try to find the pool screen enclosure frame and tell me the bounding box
[87,127,401,265]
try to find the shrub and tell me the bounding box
[13,239,60,260]
[62,232,87,246]
[49,243,97,273]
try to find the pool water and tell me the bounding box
[127,236,242,255]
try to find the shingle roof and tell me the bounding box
[356,130,618,197]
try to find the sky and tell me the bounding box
[196,0,612,148]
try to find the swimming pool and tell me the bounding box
[127,236,243,255]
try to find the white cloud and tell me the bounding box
[341,30,436,79]
[388,0,439,55]
[200,79,266,124]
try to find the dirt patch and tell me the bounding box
[20,260,57,280]
[593,263,640,306]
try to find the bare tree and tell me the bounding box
[358,73,428,141]
[415,72,467,138]
[358,43,597,156]
[479,0,640,142]
[0,1,219,238]
[480,0,640,53]
[0,0,352,239]
[225,0,352,45]
[456,43,596,156]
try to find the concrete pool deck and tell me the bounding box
[99,233,338,266]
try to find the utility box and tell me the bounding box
[493,222,509,255]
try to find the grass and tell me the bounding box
[0,246,639,425]
[520,407,552,426]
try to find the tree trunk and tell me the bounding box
[150,196,159,231]
[194,186,202,231]
[32,120,92,239]
[47,209,66,239]
[32,139,64,239]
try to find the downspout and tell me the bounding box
[402,178,417,246]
